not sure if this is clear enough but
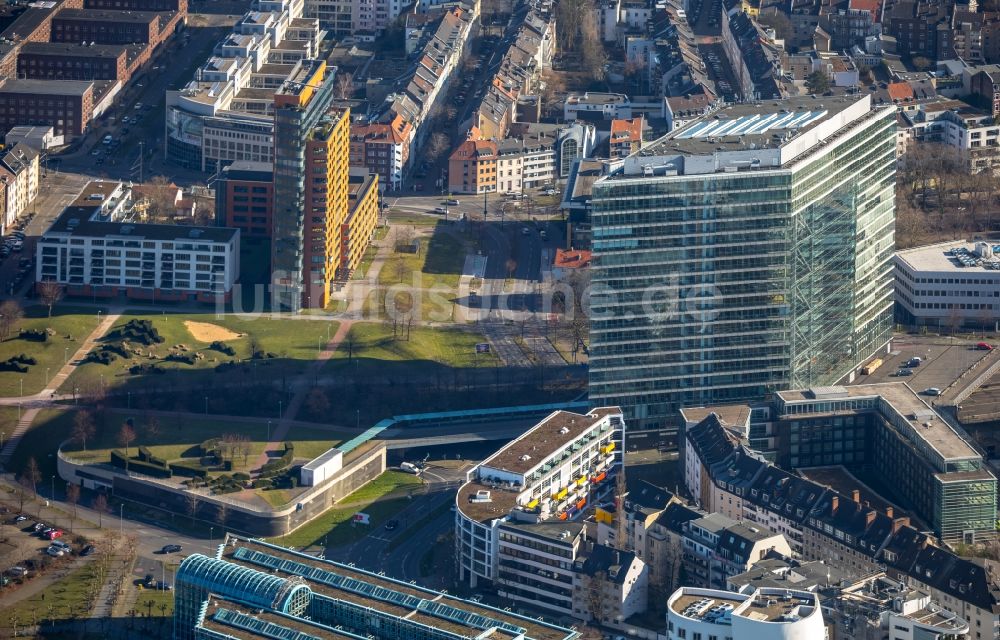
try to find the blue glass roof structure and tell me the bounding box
[178,554,312,613]
[675,110,829,139]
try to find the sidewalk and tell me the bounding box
[0,310,121,467]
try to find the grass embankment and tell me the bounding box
[269,471,424,549]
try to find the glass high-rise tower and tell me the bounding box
[589,95,897,428]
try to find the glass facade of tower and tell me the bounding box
[589,107,897,428]
[271,68,337,312]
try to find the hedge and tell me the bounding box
[258,443,295,478]
[170,462,208,478]
[110,450,172,478]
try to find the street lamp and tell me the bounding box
[97,309,102,326]
[209,527,214,546]
[119,503,124,536]
[278,400,283,419]
[19,379,22,397]
[127,391,131,409]
[45,367,49,386]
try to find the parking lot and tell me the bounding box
[0,513,83,590]
[851,336,991,394]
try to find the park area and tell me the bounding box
[13,409,350,509]
[326,323,497,374]
[62,312,339,395]
[0,304,102,397]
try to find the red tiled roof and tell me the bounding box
[887,82,915,102]
[554,249,591,269]
[849,0,880,16]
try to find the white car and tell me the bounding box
[46,546,64,557]
[922,387,941,396]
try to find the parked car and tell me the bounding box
[46,529,63,540]
[906,357,922,367]
[80,545,95,556]
[32,523,45,532]
[51,540,70,551]
[521,226,530,235]
[895,368,913,376]
[540,230,547,240]
[922,387,941,396]
[445,199,460,206]
[433,207,447,214]
[6,566,28,577]
[45,546,64,558]
[160,544,182,554]
[102,134,113,145]
[384,519,399,531]
[14,515,27,523]
[977,342,994,351]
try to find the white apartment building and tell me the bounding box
[165,0,326,172]
[36,181,240,302]
[455,408,624,615]
[0,143,39,235]
[666,587,826,640]
[904,99,1000,175]
[894,240,1000,330]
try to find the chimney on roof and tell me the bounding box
[830,495,839,514]
[866,510,877,526]
[852,489,860,502]
[892,517,910,534]
[886,506,893,519]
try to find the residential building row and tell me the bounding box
[0,144,40,236]
[447,122,595,194]
[35,180,240,302]
[0,0,185,139]
[350,5,473,191]
[677,383,1000,640]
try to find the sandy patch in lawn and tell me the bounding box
[183,321,243,342]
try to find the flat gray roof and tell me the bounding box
[896,240,1000,275]
[0,79,93,96]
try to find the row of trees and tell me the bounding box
[554,0,606,81]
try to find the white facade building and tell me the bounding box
[564,92,632,121]
[667,587,826,640]
[455,407,624,615]
[894,240,1000,330]
[36,181,240,301]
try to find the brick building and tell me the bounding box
[51,9,164,45]
[0,79,94,137]
[214,160,274,238]
[17,42,136,81]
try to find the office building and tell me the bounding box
[271,60,344,310]
[165,1,325,172]
[173,536,580,640]
[589,94,897,428]
[455,408,625,616]
[36,181,240,302]
[214,160,274,238]
[666,586,825,640]
[684,382,997,545]
[894,239,1000,330]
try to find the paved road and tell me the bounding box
[321,463,469,585]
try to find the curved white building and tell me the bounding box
[667,587,825,640]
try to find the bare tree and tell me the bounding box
[66,483,80,532]
[334,73,354,100]
[145,415,161,442]
[392,225,415,251]
[24,457,41,498]
[0,299,24,341]
[185,493,199,524]
[426,133,451,166]
[92,494,109,528]
[72,410,96,451]
[14,476,28,513]
[343,329,357,362]
[305,388,330,419]
[37,280,63,318]
[118,422,136,459]
[146,176,178,220]
[390,255,408,284]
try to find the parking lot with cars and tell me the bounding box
[851,336,993,395]
[0,511,83,592]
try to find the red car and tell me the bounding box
[977,342,994,351]
[46,529,63,540]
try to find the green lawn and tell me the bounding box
[62,313,338,393]
[268,471,424,549]
[0,558,100,631]
[0,406,19,437]
[378,231,465,289]
[326,323,497,373]
[14,409,346,480]
[0,305,104,397]
[385,213,439,226]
